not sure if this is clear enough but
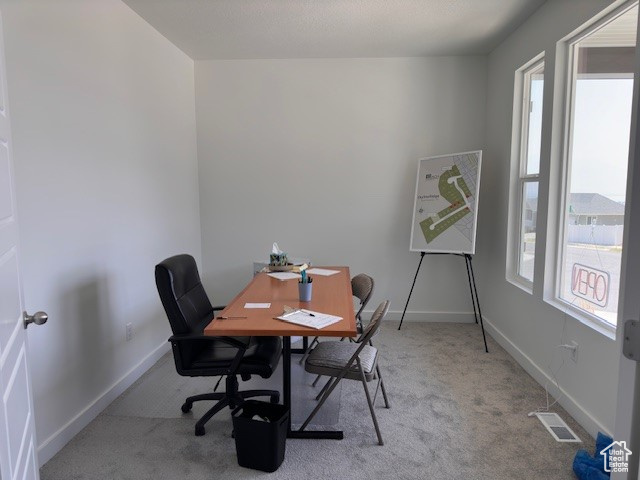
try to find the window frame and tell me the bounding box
[507,54,545,292]
[546,0,637,338]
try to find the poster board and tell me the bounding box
[409,151,482,254]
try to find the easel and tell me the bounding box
[397,252,489,353]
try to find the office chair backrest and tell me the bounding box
[358,300,389,344]
[155,254,214,335]
[351,274,374,321]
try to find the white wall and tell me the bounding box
[0,0,201,464]
[479,0,619,436]
[195,57,487,319]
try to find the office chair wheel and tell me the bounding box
[270,393,280,404]
[181,402,193,413]
[195,425,205,436]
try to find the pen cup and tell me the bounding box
[298,282,313,302]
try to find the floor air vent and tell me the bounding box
[533,412,581,443]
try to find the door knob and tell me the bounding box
[23,311,48,329]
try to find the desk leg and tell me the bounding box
[283,336,292,433]
[283,336,343,440]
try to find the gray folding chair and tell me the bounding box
[299,300,390,445]
[299,273,374,368]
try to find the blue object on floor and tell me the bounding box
[595,432,613,471]
[573,432,613,480]
[573,450,608,479]
[582,466,610,480]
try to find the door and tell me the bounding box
[0,10,42,480]
[612,11,640,480]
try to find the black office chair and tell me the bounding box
[155,254,282,436]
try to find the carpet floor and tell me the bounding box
[41,322,590,480]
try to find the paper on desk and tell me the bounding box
[244,303,271,309]
[277,309,342,330]
[306,268,340,276]
[267,272,300,281]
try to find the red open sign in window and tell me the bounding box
[571,263,609,308]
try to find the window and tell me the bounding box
[508,56,544,289]
[554,3,637,330]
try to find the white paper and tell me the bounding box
[267,272,300,281]
[306,268,340,276]
[244,303,271,309]
[277,309,342,330]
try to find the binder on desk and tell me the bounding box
[276,309,342,330]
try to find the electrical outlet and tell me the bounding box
[126,323,133,342]
[569,341,578,363]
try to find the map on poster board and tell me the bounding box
[409,151,482,254]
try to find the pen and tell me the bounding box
[218,316,247,319]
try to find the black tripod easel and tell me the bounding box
[397,252,488,353]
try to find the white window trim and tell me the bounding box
[506,53,544,293]
[543,0,637,339]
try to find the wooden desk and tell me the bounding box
[205,266,357,439]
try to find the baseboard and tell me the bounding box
[483,316,610,439]
[37,341,171,466]
[367,309,477,323]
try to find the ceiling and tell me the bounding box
[122,0,547,60]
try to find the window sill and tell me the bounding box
[506,274,534,294]
[543,297,617,340]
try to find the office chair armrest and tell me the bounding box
[168,334,250,375]
[169,333,217,343]
[213,337,251,372]
[168,334,249,349]
[212,305,226,312]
